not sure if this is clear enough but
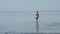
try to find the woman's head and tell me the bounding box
[36,11,38,13]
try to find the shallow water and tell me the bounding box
[0,11,60,33]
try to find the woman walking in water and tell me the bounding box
[35,11,39,32]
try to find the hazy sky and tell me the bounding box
[0,0,60,11]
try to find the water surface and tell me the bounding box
[0,11,60,33]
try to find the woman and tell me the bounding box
[35,11,39,32]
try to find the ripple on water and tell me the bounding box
[46,23,60,30]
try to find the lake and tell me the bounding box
[0,11,60,34]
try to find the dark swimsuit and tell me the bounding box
[36,14,39,19]
[36,17,38,19]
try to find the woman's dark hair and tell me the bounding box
[36,11,38,13]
